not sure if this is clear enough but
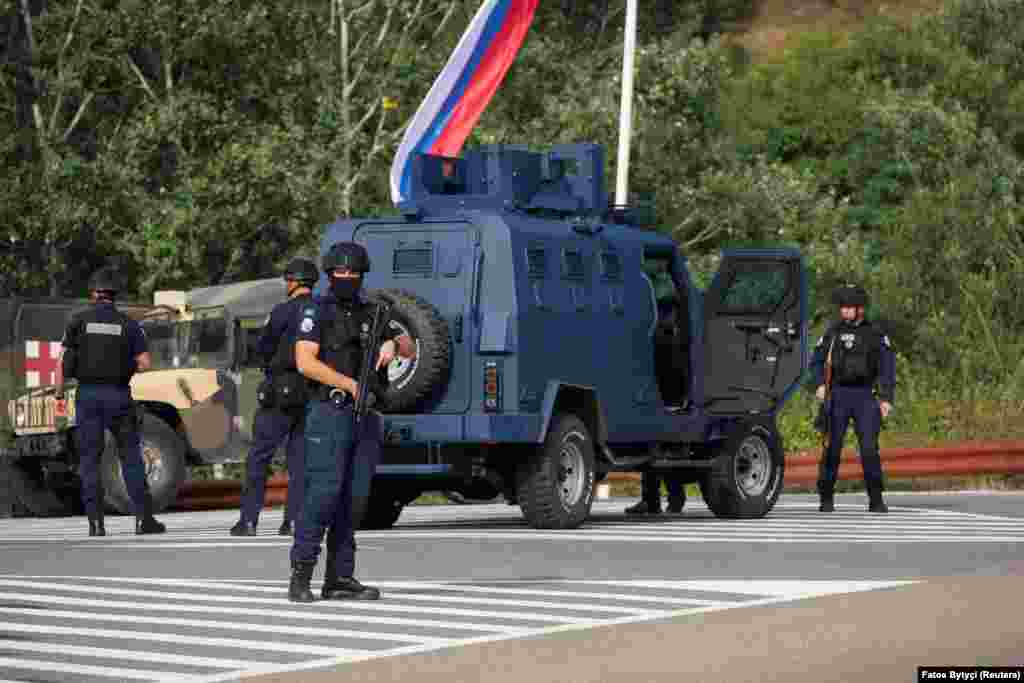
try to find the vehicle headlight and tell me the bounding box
[14,404,26,427]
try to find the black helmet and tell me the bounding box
[283,258,318,286]
[832,283,869,307]
[88,267,120,294]
[322,242,370,274]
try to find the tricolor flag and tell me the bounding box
[390,0,539,204]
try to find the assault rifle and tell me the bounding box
[353,301,392,425]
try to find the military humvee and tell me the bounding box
[323,142,809,530]
[3,279,288,516]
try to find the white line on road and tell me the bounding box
[373,581,740,607]
[0,578,580,624]
[0,656,198,682]
[0,621,371,657]
[353,531,1024,543]
[0,640,254,670]
[0,591,522,634]
[185,579,916,683]
[0,607,451,646]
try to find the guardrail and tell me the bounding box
[170,441,1024,511]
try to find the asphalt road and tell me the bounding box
[0,491,1021,682]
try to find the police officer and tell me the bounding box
[60,268,166,536]
[287,242,416,603]
[625,472,685,515]
[810,284,896,514]
[230,258,318,537]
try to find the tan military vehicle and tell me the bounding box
[2,279,286,516]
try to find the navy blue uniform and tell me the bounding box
[61,303,149,520]
[238,294,312,527]
[290,295,399,575]
[810,319,896,494]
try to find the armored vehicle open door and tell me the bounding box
[700,248,807,416]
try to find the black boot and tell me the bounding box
[625,500,661,515]
[867,484,888,513]
[278,520,293,536]
[817,481,835,512]
[322,554,380,600]
[88,517,106,537]
[136,516,166,535]
[288,560,316,603]
[230,520,257,537]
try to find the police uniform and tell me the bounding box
[810,285,896,513]
[61,269,165,536]
[232,260,318,537]
[287,242,405,603]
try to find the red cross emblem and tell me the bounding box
[24,340,63,388]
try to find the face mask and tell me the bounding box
[330,277,362,301]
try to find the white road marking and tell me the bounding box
[0,591,517,634]
[0,578,578,624]
[0,621,370,656]
[372,581,742,607]
[0,641,254,669]
[0,607,450,646]
[0,656,196,681]
[185,579,916,683]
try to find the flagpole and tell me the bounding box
[615,0,638,209]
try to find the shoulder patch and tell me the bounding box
[882,335,891,348]
[300,317,315,333]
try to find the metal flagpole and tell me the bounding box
[615,0,638,208]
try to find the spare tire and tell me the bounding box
[103,413,187,514]
[368,288,451,413]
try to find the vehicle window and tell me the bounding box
[141,320,180,371]
[720,266,789,314]
[190,314,229,367]
[238,320,265,369]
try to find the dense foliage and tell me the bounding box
[2,0,1022,447]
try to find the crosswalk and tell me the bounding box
[0,499,1022,546]
[0,574,913,682]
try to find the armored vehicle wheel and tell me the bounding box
[368,289,451,413]
[4,456,76,517]
[103,413,187,514]
[516,414,596,529]
[700,420,784,519]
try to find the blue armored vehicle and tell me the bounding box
[320,143,808,529]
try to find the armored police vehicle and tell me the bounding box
[4,280,287,516]
[323,142,809,529]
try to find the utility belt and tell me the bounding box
[257,370,310,412]
[834,381,875,389]
[312,384,355,408]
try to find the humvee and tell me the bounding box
[3,280,288,516]
[321,142,810,530]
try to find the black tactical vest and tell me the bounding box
[833,323,881,386]
[73,305,134,385]
[317,300,367,380]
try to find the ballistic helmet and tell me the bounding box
[87,267,120,294]
[322,242,370,274]
[832,283,869,307]
[283,258,318,286]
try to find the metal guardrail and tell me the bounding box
[170,442,1024,511]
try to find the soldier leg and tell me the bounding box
[236,408,291,531]
[281,410,307,534]
[349,412,383,532]
[851,389,886,512]
[666,473,686,513]
[74,387,106,533]
[322,412,379,601]
[109,388,164,534]
[289,402,348,602]
[626,470,661,514]
[818,392,853,511]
